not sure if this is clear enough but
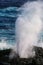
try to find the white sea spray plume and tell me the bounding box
[10,1,43,58]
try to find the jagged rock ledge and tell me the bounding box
[0,46,43,65]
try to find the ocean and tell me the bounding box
[0,0,43,65]
[0,7,20,49]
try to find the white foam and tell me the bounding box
[10,1,43,58]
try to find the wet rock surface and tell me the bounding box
[0,46,43,65]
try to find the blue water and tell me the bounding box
[0,6,43,49]
[0,7,19,45]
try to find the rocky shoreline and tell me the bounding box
[0,46,43,65]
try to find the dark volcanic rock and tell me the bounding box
[10,46,43,65]
[0,46,43,65]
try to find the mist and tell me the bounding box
[10,1,43,58]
